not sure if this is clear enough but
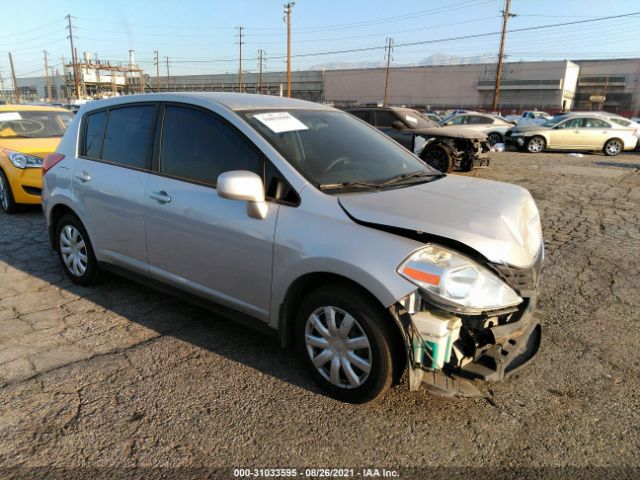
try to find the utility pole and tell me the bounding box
[0,69,5,99]
[66,14,81,99]
[258,49,266,94]
[236,26,244,93]
[283,2,294,97]
[43,50,51,101]
[165,57,170,91]
[154,50,160,91]
[52,67,58,100]
[492,0,514,112]
[383,37,393,107]
[8,53,20,103]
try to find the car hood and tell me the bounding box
[338,175,542,268]
[0,137,62,158]
[412,126,487,140]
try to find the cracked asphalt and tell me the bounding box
[0,150,639,477]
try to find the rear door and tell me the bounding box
[73,104,157,273]
[143,104,278,321]
[581,118,612,148]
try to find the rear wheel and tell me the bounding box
[55,214,102,286]
[295,284,398,403]
[0,169,18,214]
[526,135,546,153]
[603,138,623,156]
[422,144,453,173]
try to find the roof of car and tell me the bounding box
[79,92,331,113]
[0,104,69,112]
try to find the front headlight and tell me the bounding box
[2,149,43,169]
[398,244,522,314]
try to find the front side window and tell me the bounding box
[447,115,467,125]
[0,110,73,139]
[244,109,439,189]
[101,105,156,169]
[562,118,585,129]
[160,106,262,186]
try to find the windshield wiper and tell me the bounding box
[378,171,444,186]
[318,181,383,191]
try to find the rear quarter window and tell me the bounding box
[82,111,107,158]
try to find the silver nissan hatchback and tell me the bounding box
[42,93,543,403]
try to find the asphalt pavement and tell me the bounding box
[0,150,639,479]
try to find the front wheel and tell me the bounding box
[56,214,102,286]
[0,170,18,214]
[422,144,453,173]
[295,285,399,403]
[603,138,623,156]
[526,135,546,153]
[487,132,503,145]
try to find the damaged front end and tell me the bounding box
[390,245,543,397]
[452,137,491,172]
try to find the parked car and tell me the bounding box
[43,93,543,403]
[505,111,551,126]
[346,106,490,172]
[421,112,442,124]
[0,105,73,213]
[440,112,513,145]
[505,114,637,155]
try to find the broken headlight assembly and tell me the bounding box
[397,244,522,315]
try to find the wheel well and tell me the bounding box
[278,272,407,382]
[605,137,623,146]
[48,204,77,249]
[279,273,397,341]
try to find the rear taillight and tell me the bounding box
[42,153,65,176]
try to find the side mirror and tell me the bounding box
[391,120,406,130]
[217,170,268,219]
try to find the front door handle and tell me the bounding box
[149,191,171,204]
[75,171,91,182]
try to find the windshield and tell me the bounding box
[0,110,73,139]
[542,116,566,127]
[244,109,439,189]
[395,108,439,128]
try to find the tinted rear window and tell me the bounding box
[101,105,156,169]
[83,111,107,158]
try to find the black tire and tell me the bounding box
[526,135,546,153]
[0,169,18,214]
[487,132,503,145]
[422,144,453,173]
[603,138,623,157]
[295,284,399,403]
[55,213,102,286]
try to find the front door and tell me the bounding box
[143,104,278,321]
[548,117,584,149]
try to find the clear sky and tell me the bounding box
[1,0,639,83]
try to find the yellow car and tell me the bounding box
[0,105,73,213]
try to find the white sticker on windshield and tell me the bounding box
[405,115,418,124]
[0,112,22,121]
[254,112,309,133]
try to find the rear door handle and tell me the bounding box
[149,191,171,204]
[75,171,91,182]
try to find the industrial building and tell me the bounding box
[1,57,638,116]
